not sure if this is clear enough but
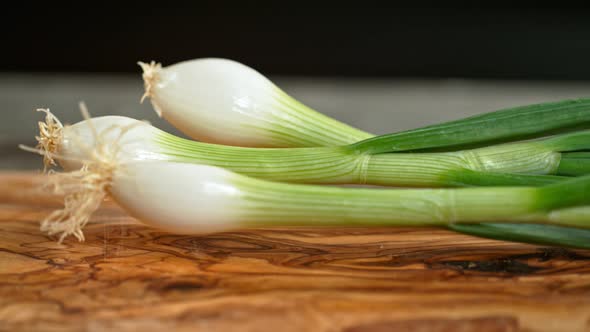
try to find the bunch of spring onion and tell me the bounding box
[23,59,590,245]
[24,107,590,244]
[135,58,590,247]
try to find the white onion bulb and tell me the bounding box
[139,58,371,147]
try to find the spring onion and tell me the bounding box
[139,58,590,153]
[33,154,590,243]
[31,109,589,190]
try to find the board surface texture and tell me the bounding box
[1,173,589,332]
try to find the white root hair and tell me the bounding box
[33,108,63,172]
[137,61,164,117]
[21,103,139,243]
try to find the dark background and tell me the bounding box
[3,6,590,79]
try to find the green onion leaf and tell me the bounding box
[352,98,590,154]
[448,223,590,249]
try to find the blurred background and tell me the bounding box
[2,6,590,169]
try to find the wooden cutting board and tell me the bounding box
[1,172,590,332]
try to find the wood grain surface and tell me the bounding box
[1,173,590,332]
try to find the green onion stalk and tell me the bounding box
[37,112,588,189]
[140,58,590,153]
[35,158,590,243]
